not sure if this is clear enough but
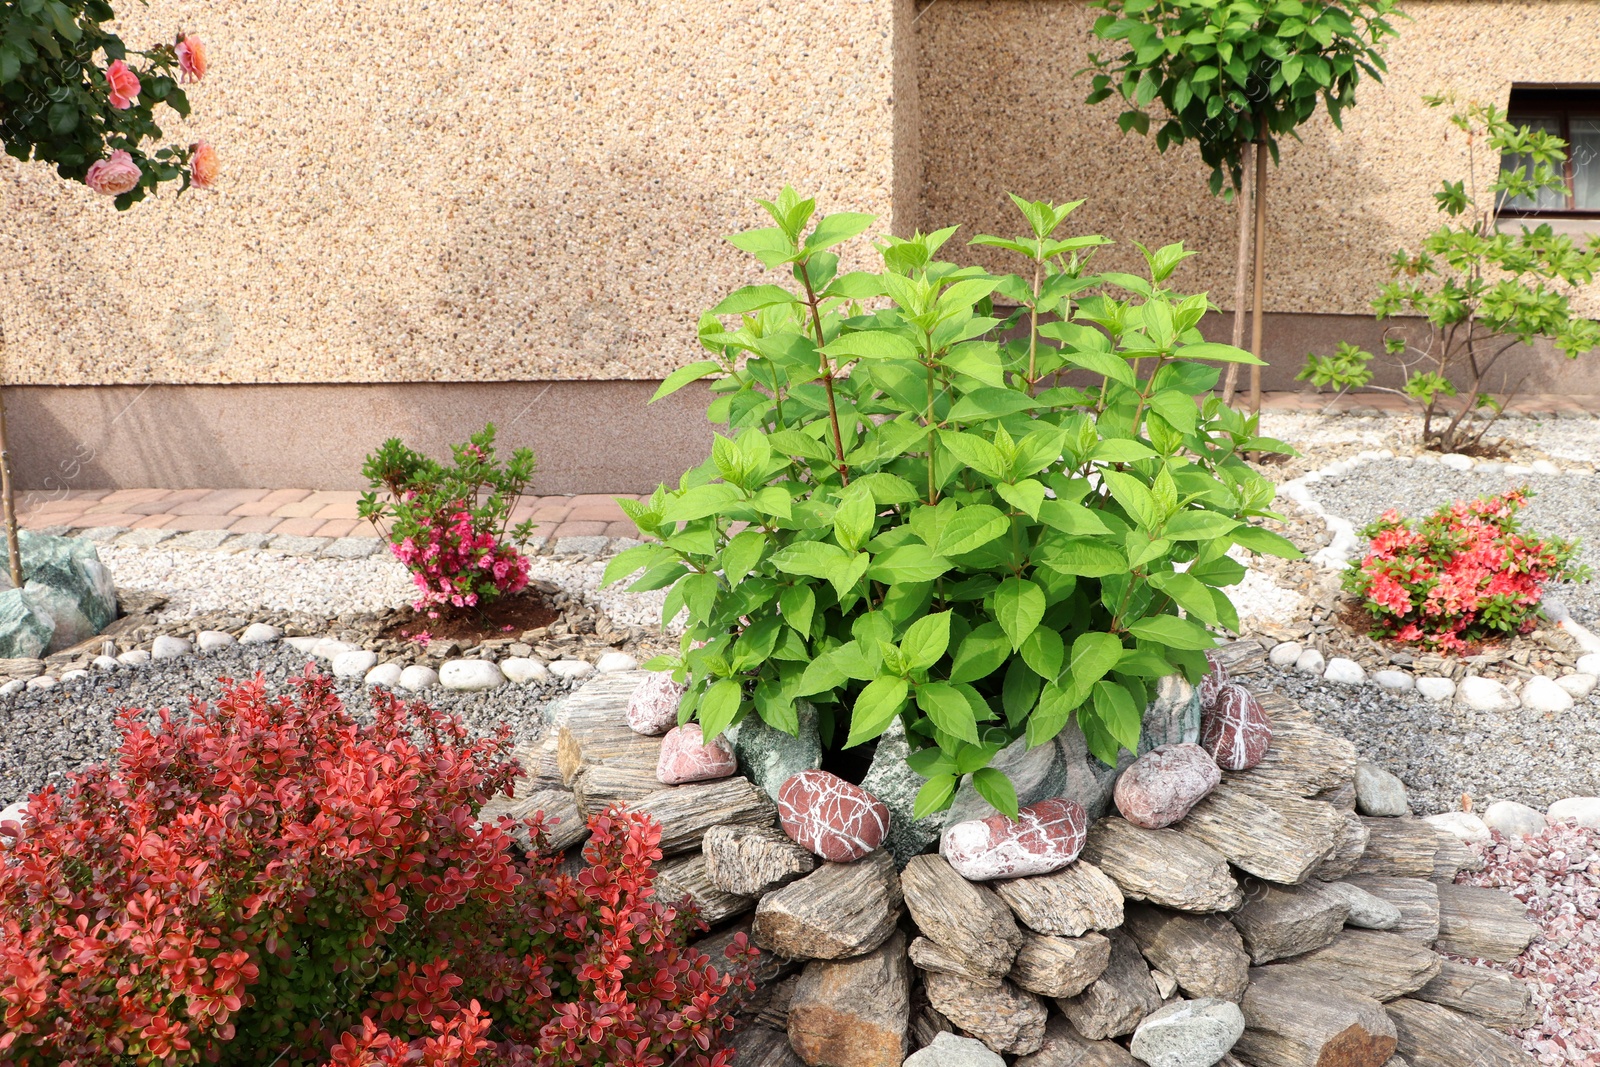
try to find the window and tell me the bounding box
[1500,86,1600,216]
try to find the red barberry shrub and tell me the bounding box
[0,671,754,1067]
[1344,487,1588,651]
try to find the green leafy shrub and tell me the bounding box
[358,423,537,617]
[606,190,1299,817]
[1298,98,1600,451]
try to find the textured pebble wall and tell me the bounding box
[1,0,912,385]
[917,0,1600,317]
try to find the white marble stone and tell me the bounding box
[197,630,236,652]
[1579,653,1600,676]
[397,664,439,692]
[26,675,57,690]
[92,655,120,671]
[117,649,152,667]
[1322,657,1366,685]
[58,669,89,684]
[332,649,379,680]
[311,637,359,661]
[1531,459,1560,476]
[1456,675,1518,712]
[1425,811,1491,846]
[151,635,193,660]
[501,657,551,685]
[596,651,640,673]
[1268,641,1303,668]
[550,659,595,681]
[440,659,505,691]
[1415,676,1456,702]
[1293,647,1326,676]
[364,662,405,688]
[284,635,321,654]
[1440,453,1475,471]
[241,622,282,645]
[1548,797,1600,829]
[1483,800,1547,839]
[1518,675,1574,713]
[0,679,24,697]
[1558,673,1599,700]
[1371,669,1415,691]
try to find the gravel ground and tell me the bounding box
[0,642,573,808]
[1461,823,1600,1065]
[1300,459,1600,627]
[1250,665,1600,816]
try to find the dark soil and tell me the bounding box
[376,588,562,646]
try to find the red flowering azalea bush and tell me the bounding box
[359,424,537,618]
[0,672,754,1067]
[1344,488,1588,651]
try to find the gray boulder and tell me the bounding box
[1138,674,1202,755]
[946,734,1071,825]
[731,699,822,800]
[861,718,947,867]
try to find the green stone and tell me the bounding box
[731,699,822,801]
[1,532,117,651]
[0,588,55,660]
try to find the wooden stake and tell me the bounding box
[1222,143,1253,405]
[1249,131,1269,415]
[0,384,21,588]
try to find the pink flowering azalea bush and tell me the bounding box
[1344,488,1588,651]
[360,424,537,617]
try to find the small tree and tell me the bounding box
[1085,0,1401,410]
[0,0,213,585]
[1299,98,1600,452]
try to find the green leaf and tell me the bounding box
[914,775,957,818]
[833,491,876,553]
[1092,680,1142,755]
[939,431,1009,481]
[779,584,816,634]
[832,552,872,601]
[826,331,920,361]
[845,676,910,748]
[993,577,1046,651]
[936,505,1010,556]
[1090,439,1159,463]
[996,479,1047,519]
[1026,680,1080,748]
[1149,571,1220,625]
[721,529,768,584]
[602,542,668,586]
[972,767,1020,819]
[1231,526,1305,559]
[806,211,876,251]
[797,652,847,696]
[662,483,744,522]
[1126,614,1217,650]
[866,545,954,583]
[1038,499,1113,536]
[771,540,850,578]
[917,681,981,744]
[901,611,953,672]
[1020,626,1065,680]
[1163,511,1242,540]
[1177,342,1265,365]
[699,678,744,738]
[710,285,797,316]
[652,360,724,402]
[1102,471,1158,528]
[1042,538,1128,578]
[948,622,1012,683]
[1065,632,1124,692]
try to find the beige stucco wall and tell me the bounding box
[1,0,916,386]
[917,0,1600,319]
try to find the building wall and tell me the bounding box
[1,0,915,387]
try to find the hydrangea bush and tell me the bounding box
[360,424,537,617]
[0,673,754,1066]
[1345,488,1588,651]
[607,189,1299,818]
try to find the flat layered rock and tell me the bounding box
[788,930,910,1067]
[1122,903,1251,1001]
[1056,930,1163,1041]
[1014,1016,1137,1066]
[1412,960,1539,1032]
[1176,784,1343,885]
[1347,877,1441,944]
[1225,705,1358,798]
[1080,819,1242,913]
[993,861,1125,937]
[632,776,778,855]
[753,850,903,960]
[1235,968,1397,1067]
[922,971,1048,1056]
[1315,810,1372,880]
[692,918,798,986]
[730,1025,805,1067]
[653,852,754,924]
[901,854,1023,977]
[1008,932,1112,998]
[479,787,588,853]
[1434,884,1538,963]
[518,671,662,787]
[1386,999,1538,1067]
[572,763,664,816]
[1253,930,1441,1002]
[1433,833,1482,881]
[1354,818,1446,879]
[910,937,1002,986]
[704,824,816,896]
[1231,878,1351,965]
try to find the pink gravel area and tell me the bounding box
[1459,822,1600,1064]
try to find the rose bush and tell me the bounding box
[0,672,754,1067]
[1345,487,1588,651]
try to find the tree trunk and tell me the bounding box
[1222,143,1254,405]
[1249,133,1270,415]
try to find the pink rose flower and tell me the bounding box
[84,150,141,196]
[105,59,141,110]
[190,141,218,188]
[176,35,207,83]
